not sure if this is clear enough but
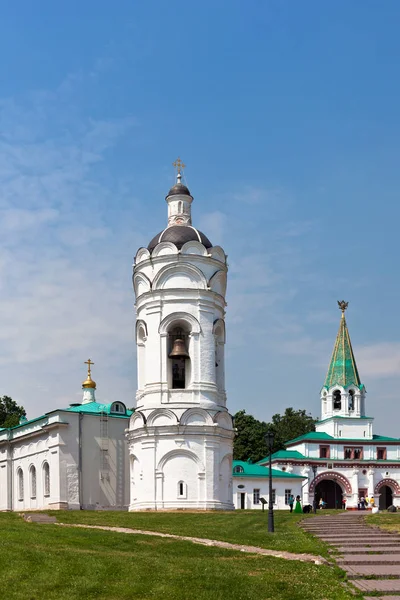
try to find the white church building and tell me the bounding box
[257,301,400,511]
[127,159,235,510]
[0,361,131,511]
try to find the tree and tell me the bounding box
[233,407,317,463]
[0,396,26,428]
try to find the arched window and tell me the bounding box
[348,389,355,411]
[110,402,126,415]
[30,466,36,499]
[177,481,187,498]
[168,326,190,389]
[178,200,183,213]
[333,390,341,410]
[17,468,24,501]
[233,465,244,474]
[43,462,50,497]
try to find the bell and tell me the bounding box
[169,338,189,359]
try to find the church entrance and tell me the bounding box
[379,485,393,510]
[315,479,343,509]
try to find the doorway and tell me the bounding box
[379,485,393,510]
[240,493,246,509]
[315,479,343,509]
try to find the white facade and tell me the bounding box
[262,306,400,511]
[127,171,235,510]
[0,381,131,511]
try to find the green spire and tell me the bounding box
[323,301,362,389]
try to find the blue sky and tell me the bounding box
[1,1,400,434]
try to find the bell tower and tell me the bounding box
[316,301,372,439]
[127,160,234,511]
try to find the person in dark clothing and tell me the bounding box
[288,494,294,513]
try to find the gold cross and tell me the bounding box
[173,157,186,174]
[84,358,94,376]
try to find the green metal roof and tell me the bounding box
[259,450,307,462]
[323,310,362,390]
[232,460,305,479]
[286,431,334,445]
[64,401,132,418]
[285,431,400,445]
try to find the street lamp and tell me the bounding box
[311,464,318,514]
[264,430,275,533]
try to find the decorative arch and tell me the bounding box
[213,319,226,343]
[309,471,352,494]
[180,240,208,256]
[133,272,151,298]
[129,411,146,430]
[153,263,207,291]
[159,312,201,336]
[209,270,227,296]
[180,407,213,426]
[157,449,205,472]
[209,246,226,264]
[147,408,179,427]
[136,319,148,342]
[213,411,233,430]
[374,478,400,495]
[151,241,178,257]
[135,247,150,264]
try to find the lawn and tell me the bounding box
[0,513,361,600]
[366,511,400,533]
[46,509,331,557]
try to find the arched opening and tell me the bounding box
[213,322,225,391]
[348,389,355,411]
[315,479,343,509]
[43,462,50,497]
[379,485,393,510]
[333,390,342,410]
[17,468,24,501]
[136,322,147,391]
[30,466,36,499]
[168,326,190,389]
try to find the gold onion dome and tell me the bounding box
[82,359,96,389]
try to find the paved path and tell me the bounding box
[302,512,400,599]
[55,522,326,564]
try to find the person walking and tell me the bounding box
[288,494,294,513]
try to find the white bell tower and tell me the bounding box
[127,159,234,510]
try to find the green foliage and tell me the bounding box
[0,396,26,428]
[233,407,317,463]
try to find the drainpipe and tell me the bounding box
[78,413,83,508]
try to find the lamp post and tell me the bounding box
[311,464,318,514]
[265,430,275,533]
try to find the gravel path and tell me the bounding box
[55,522,327,564]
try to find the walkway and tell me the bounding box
[51,521,326,564]
[302,512,400,599]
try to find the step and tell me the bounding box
[353,580,400,593]
[337,555,400,565]
[329,540,400,546]
[344,564,400,577]
[337,547,400,554]
[364,597,400,600]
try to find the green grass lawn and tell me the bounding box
[0,513,361,600]
[366,511,400,532]
[46,509,331,557]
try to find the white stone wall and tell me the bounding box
[232,477,304,510]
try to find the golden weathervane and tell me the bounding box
[337,300,349,313]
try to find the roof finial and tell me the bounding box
[173,157,186,184]
[82,358,96,389]
[337,300,349,318]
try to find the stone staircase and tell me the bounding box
[302,512,400,599]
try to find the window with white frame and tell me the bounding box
[43,462,50,497]
[110,402,126,415]
[30,466,36,499]
[177,481,187,498]
[253,489,260,504]
[233,465,244,473]
[17,468,24,501]
[284,489,292,505]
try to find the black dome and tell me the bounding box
[148,226,212,252]
[166,182,192,198]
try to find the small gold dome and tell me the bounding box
[82,359,96,389]
[82,375,96,389]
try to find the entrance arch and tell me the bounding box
[315,479,343,509]
[309,471,352,495]
[379,485,393,510]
